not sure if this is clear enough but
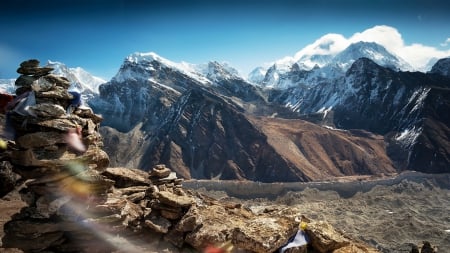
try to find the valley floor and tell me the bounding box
[188,172,450,253]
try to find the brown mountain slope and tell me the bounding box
[248,116,397,181]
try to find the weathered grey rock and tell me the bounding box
[155,172,178,185]
[3,219,67,251]
[174,207,201,232]
[91,197,128,216]
[74,107,103,124]
[125,191,146,203]
[35,195,71,218]
[42,74,71,89]
[27,117,79,131]
[16,131,66,149]
[10,146,109,173]
[102,167,151,188]
[15,75,38,86]
[19,59,40,68]
[35,86,72,100]
[116,186,148,195]
[145,216,171,234]
[151,202,183,220]
[29,103,66,118]
[306,221,350,252]
[17,66,54,76]
[157,190,194,208]
[232,216,297,252]
[181,202,294,252]
[120,200,143,227]
[149,165,172,178]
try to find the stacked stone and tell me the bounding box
[99,165,194,242]
[146,164,191,240]
[8,59,108,169]
[3,59,112,252]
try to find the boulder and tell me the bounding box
[306,221,350,252]
[15,75,38,87]
[102,167,150,188]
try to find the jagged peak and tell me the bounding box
[335,41,412,71]
[429,57,450,78]
[114,52,211,84]
[247,66,267,84]
[195,61,242,80]
[346,57,385,75]
[44,60,105,94]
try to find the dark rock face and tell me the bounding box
[334,60,450,173]
[96,81,306,182]
[140,89,308,182]
[269,58,450,174]
[92,58,401,182]
[429,57,450,78]
[90,55,450,180]
[91,58,309,182]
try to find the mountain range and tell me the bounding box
[1,42,449,182]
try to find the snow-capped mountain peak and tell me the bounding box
[114,52,246,85]
[114,52,211,84]
[247,66,267,84]
[293,33,348,69]
[333,41,412,71]
[194,61,242,82]
[249,41,413,89]
[45,60,106,94]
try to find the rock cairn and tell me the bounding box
[2,60,379,253]
[2,59,112,252]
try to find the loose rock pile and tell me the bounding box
[1,60,379,253]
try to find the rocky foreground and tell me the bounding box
[188,173,449,253]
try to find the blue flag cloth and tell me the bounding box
[279,230,308,253]
[69,91,81,107]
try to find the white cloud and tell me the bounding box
[440,38,450,47]
[400,43,450,70]
[294,33,349,59]
[349,25,404,52]
[292,25,450,71]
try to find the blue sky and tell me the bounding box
[0,0,449,79]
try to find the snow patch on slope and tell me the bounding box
[396,127,422,148]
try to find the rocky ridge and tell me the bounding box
[92,55,399,182]
[267,57,450,173]
[0,60,378,253]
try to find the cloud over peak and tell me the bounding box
[292,25,450,71]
